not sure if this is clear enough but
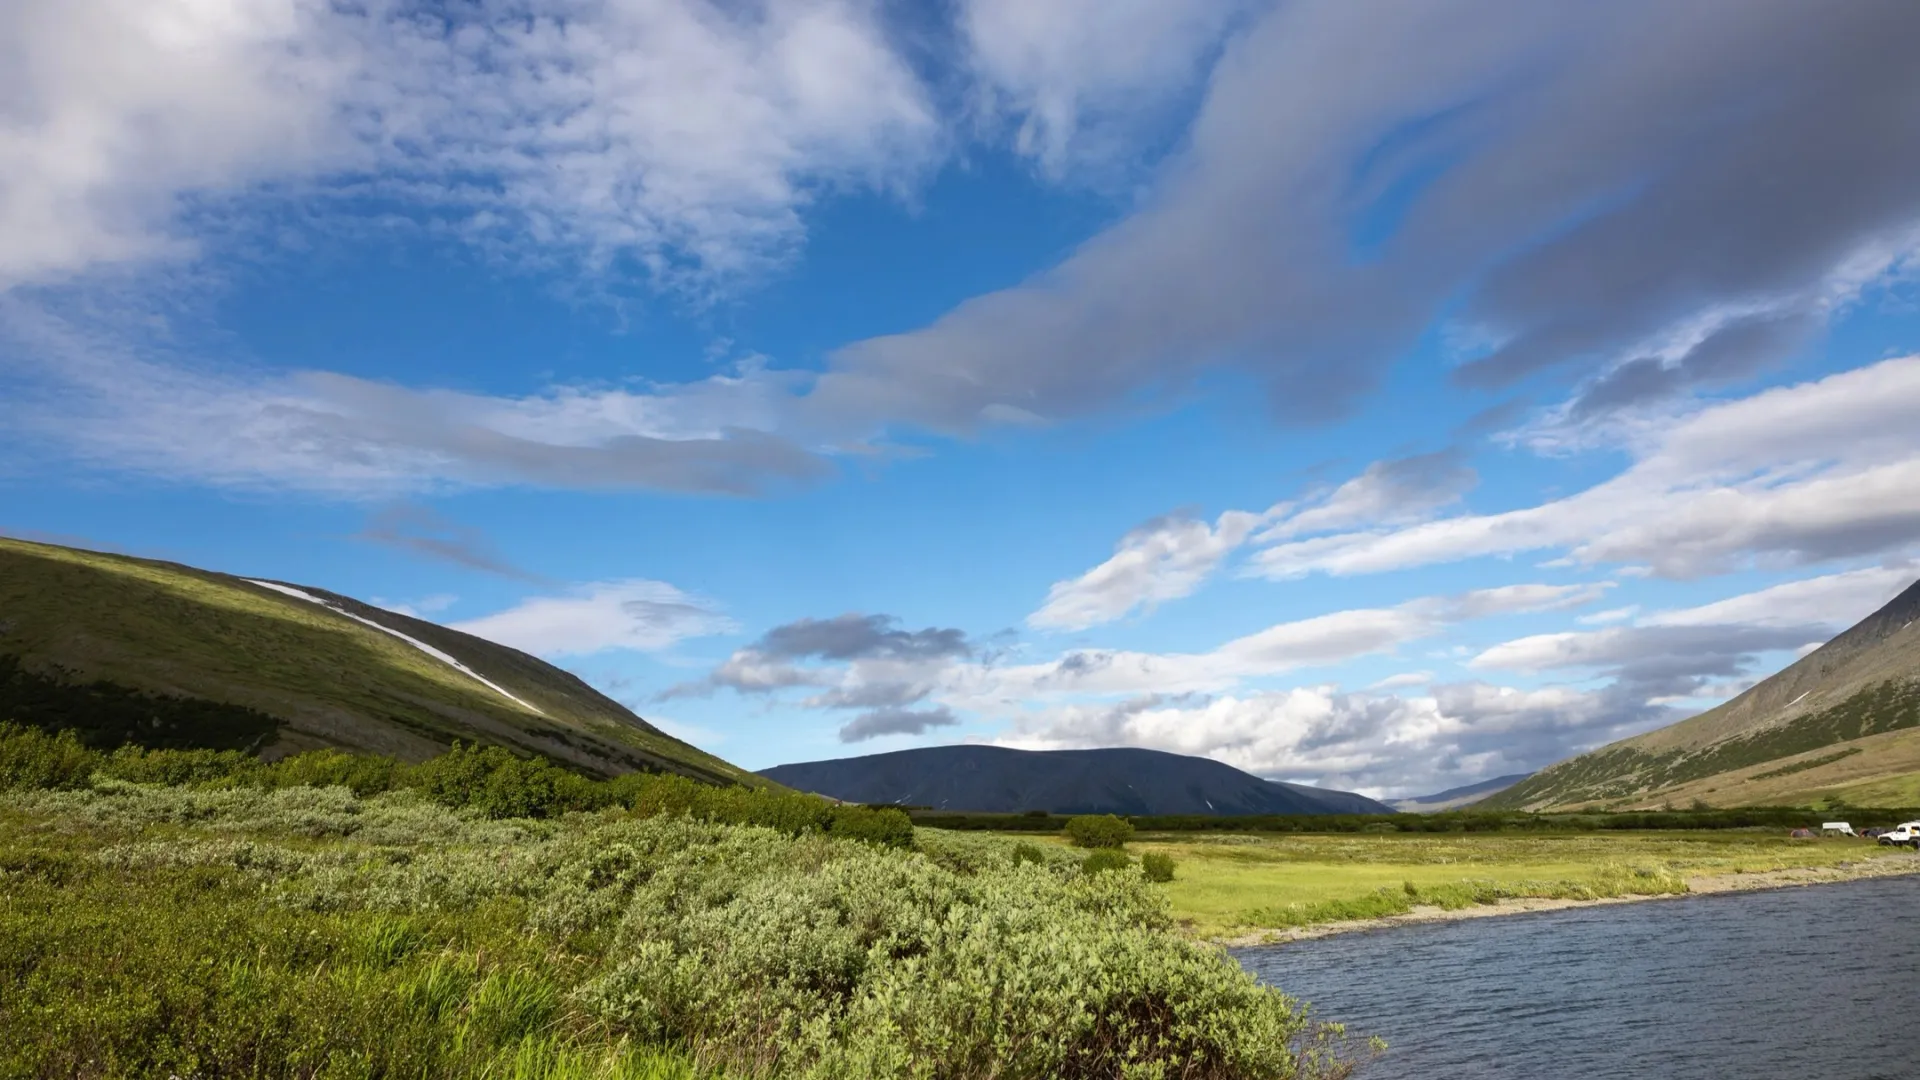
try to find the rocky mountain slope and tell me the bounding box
[1482,578,1920,810]
[0,537,753,784]
[760,744,1393,815]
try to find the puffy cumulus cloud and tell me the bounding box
[838,705,958,743]
[450,579,735,657]
[958,0,1249,178]
[1252,357,1920,581]
[994,679,1670,798]
[1027,509,1265,631]
[1,0,940,291]
[661,611,969,700]
[0,0,351,288]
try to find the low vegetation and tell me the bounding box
[1117,830,1916,938]
[915,803,1920,835]
[1483,678,1920,809]
[1064,813,1136,849]
[0,726,1363,1079]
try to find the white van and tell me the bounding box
[1821,822,1855,836]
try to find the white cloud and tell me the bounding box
[1577,605,1638,625]
[960,581,1603,705]
[0,0,351,288]
[1640,563,1916,630]
[1,0,940,291]
[1026,508,1264,631]
[1027,451,1476,632]
[1257,450,1476,542]
[993,678,1662,798]
[959,0,1247,177]
[451,579,736,657]
[1252,356,1920,580]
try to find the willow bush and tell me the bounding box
[0,733,1364,1079]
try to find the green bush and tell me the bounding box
[0,723,100,789]
[98,745,257,786]
[1010,842,1046,866]
[1141,852,1176,883]
[1063,813,1134,849]
[1081,849,1132,876]
[0,784,1364,1080]
[825,803,915,849]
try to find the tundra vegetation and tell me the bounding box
[1119,830,1917,937]
[0,726,1363,1080]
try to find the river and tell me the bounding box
[1235,875,1920,1080]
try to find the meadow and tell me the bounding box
[1118,830,1911,937]
[0,727,1364,1080]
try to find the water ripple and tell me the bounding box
[1234,876,1920,1080]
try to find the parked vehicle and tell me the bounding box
[1821,822,1855,836]
[1877,822,1920,848]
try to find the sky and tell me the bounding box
[4,0,1920,799]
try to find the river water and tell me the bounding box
[1235,876,1920,1080]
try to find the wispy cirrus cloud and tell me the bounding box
[1252,357,1920,581]
[357,504,549,583]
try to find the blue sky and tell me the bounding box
[5,0,1920,797]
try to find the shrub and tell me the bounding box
[1011,842,1046,867]
[0,723,100,789]
[825,804,915,849]
[1141,852,1176,883]
[98,745,257,786]
[1081,849,1132,876]
[0,782,1363,1079]
[1063,813,1134,849]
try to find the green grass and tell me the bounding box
[1813,769,1920,809]
[1483,679,1920,809]
[0,755,1366,1079]
[0,537,754,785]
[1095,831,1910,937]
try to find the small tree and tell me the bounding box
[1063,813,1134,849]
[1141,852,1176,883]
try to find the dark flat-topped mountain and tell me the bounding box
[758,744,1394,816]
[1482,577,1920,810]
[0,536,755,785]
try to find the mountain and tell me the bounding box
[1390,773,1532,813]
[758,745,1394,815]
[0,537,755,785]
[1482,578,1920,810]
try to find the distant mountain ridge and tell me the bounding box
[1482,577,1920,810]
[0,537,755,785]
[758,745,1394,816]
[1391,773,1531,812]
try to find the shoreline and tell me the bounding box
[1213,850,1920,948]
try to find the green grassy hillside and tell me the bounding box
[0,537,754,785]
[1483,578,1920,811]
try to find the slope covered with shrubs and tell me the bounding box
[0,726,1363,1080]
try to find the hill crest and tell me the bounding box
[759,744,1393,816]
